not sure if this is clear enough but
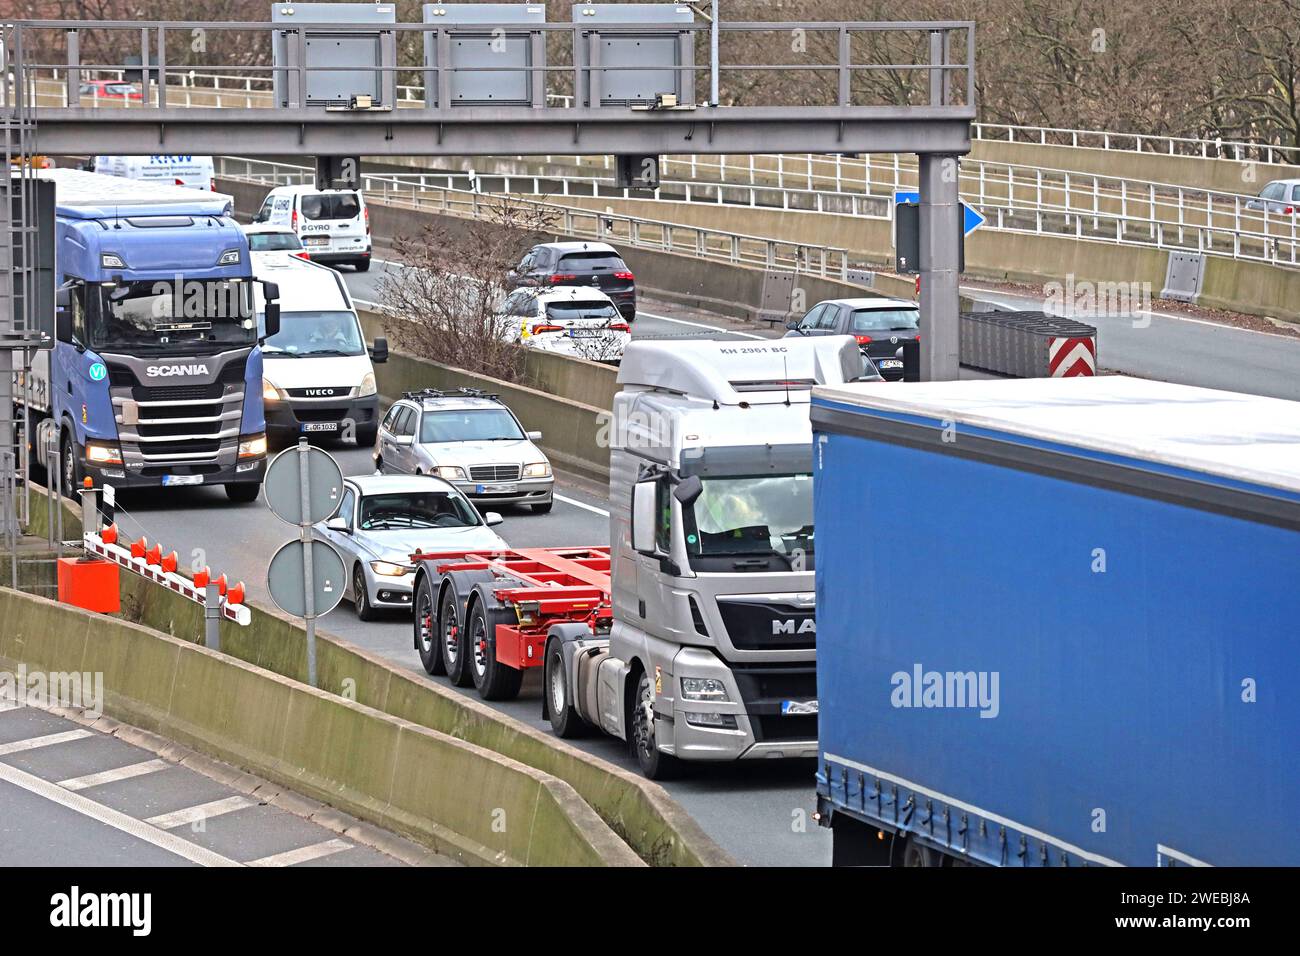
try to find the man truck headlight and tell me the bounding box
[86,442,123,466]
[523,462,552,478]
[238,434,268,459]
[435,466,466,480]
[681,677,729,702]
[370,561,413,577]
[359,372,377,397]
[262,379,286,402]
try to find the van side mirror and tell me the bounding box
[262,280,280,338]
[673,474,703,507]
[370,336,388,364]
[631,480,659,555]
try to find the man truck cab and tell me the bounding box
[253,185,371,271]
[253,257,387,446]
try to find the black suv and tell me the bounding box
[507,241,637,321]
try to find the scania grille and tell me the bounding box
[133,382,225,403]
[469,464,522,482]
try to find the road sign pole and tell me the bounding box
[918,152,962,382]
[297,438,317,687]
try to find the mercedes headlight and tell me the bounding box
[359,372,377,397]
[523,462,552,478]
[681,677,729,702]
[435,466,466,480]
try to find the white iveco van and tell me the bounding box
[253,258,388,446]
[253,185,372,271]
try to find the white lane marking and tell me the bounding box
[637,310,765,339]
[0,759,242,866]
[0,729,93,757]
[145,795,257,830]
[247,838,353,867]
[555,493,609,517]
[58,758,169,792]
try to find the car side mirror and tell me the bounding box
[262,281,281,338]
[484,511,504,526]
[673,474,703,507]
[394,434,413,446]
[326,516,350,533]
[785,318,801,331]
[370,336,388,364]
[631,480,659,555]
[526,430,542,441]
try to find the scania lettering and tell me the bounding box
[18,169,279,502]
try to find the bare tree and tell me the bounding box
[378,195,558,383]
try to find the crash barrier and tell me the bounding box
[961,311,1098,378]
[0,585,638,867]
[21,485,734,867]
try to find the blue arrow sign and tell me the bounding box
[894,190,985,236]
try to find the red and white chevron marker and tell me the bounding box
[1048,336,1097,377]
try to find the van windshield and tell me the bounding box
[300,193,361,221]
[262,311,365,357]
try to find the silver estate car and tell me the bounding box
[373,389,555,514]
[313,474,508,620]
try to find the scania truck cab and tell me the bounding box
[543,336,879,778]
[22,169,278,502]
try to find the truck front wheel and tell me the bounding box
[60,432,82,499]
[632,669,681,780]
[224,483,260,504]
[545,643,586,738]
[468,601,523,701]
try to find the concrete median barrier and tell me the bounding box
[0,584,638,867]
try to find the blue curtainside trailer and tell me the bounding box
[810,376,1300,867]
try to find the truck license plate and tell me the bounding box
[878,359,903,370]
[301,422,338,433]
[781,699,819,716]
[161,474,203,487]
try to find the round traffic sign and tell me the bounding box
[266,538,346,618]
[263,443,344,526]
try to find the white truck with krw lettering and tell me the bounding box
[542,336,881,777]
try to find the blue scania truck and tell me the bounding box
[810,376,1300,867]
[21,169,278,502]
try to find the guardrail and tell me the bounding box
[216,156,856,280]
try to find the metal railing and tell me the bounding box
[216,157,855,281]
[972,122,1300,167]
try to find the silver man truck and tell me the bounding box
[543,336,876,777]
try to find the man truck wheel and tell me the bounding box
[439,587,473,686]
[632,669,681,780]
[415,575,445,675]
[468,601,523,701]
[544,643,586,738]
[224,482,260,503]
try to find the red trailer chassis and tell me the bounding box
[412,546,611,671]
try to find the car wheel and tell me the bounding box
[355,423,378,448]
[415,575,445,675]
[353,565,378,622]
[440,587,473,686]
[354,259,371,273]
[531,499,553,515]
[468,600,523,701]
[631,669,681,780]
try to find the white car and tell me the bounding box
[241,223,310,269]
[496,286,631,363]
[252,184,372,271]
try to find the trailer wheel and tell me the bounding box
[439,585,472,686]
[632,669,681,780]
[468,601,523,701]
[415,575,445,675]
[544,643,586,738]
[899,837,942,868]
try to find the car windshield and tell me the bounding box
[851,308,920,332]
[262,311,365,357]
[357,491,480,530]
[248,232,302,251]
[545,300,619,322]
[300,193,361,221]
[685,473,814,570]
[420,408,525,443]
[87,280,257,353]
[557,252,626,271]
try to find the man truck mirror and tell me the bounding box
[673,474,703,506]
[631,480,659,555]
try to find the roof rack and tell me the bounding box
[401,387,501,403]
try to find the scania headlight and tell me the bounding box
[217,248,242,265]
[435,466,466,480]
[370,560,413,578]
[85,441,123,466]
[681,677,729,702]
[359,372,377,397]
[262,379,285,402]
[238,434,268,459]
[100,253,128,270]
[522,461,551,478]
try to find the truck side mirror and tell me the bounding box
[631,480,659,555]
[673,474,703,506]
[370,336,388,364]
[262,281,281,338]
[55,288,73,343]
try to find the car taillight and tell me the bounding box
[614,271,635,281]
[291,208,298,231]
[364,205,371,235]
[855,335,873,345]
[1286,206,1295,215]
[174,178,185,186]
[210,179,216,192]
[530,323,564,334]
[549,274,577,284]
[609,322,630,332]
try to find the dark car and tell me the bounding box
[507,241,637,322]
[784,297,920,381]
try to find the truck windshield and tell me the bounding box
[262,311,365,357]
[88,280,256,353]
[684,473,814,571]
